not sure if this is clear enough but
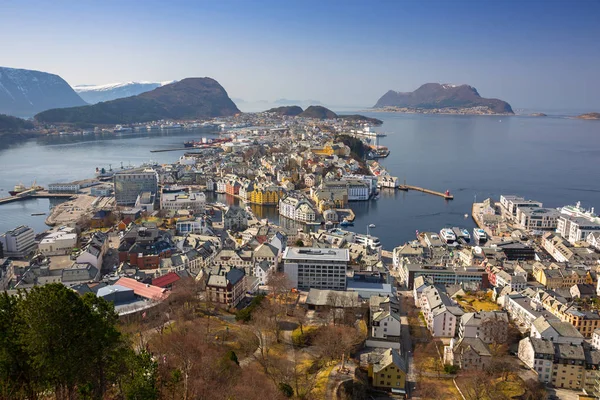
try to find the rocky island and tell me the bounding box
[373,83,513,115]
[576,112,600,120]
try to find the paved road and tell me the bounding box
[397,289,416,396]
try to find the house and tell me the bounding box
[570,283,596,299]
[61,262,101,286]
[371,310,401,339]
[38,227,77,256]
[222,207,249,232]
[517,337,556,384]
[152,271,182,289]
[420,285,464,337]
[495,269,527,292]
[444,337,491,371]
[458,311,509,344]
[76,232,109,269]
[367,348,407,394]
[530,316,584,344]
[206,267,246,308]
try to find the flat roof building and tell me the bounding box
[283,247,349,291]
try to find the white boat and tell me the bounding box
[473,228,488,243]
[440,228,457,244]
[113,125,132,133]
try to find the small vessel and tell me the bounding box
[473,228,488,243]
[440,228,457,244]
[464,213,469,219]
[9,183,27,196]
[31,212,46,216]
[113,125,132,133]
[340,219,354,227]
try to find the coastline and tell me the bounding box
[363,108,514,116]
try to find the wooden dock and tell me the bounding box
[397,185,454,200]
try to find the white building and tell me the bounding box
[587,232,600,250]
[283,247,349,290]
[371,310,401,339]
[344,179,370,201]
[48,182,81,194]
[420,286,464,338]
[557,215,600,244]
[160,192,206,213]
[215,179,227,193]
[530,316,584,345]
[75,232,108,269]
[134,192,155,213]
[516,207,561,231]
[495,270,527,292]
[0,225,36,258]
[517,337,555,384]
[176,219,211,235]
[458,311,509,344]
[499,195,543,218]
[279,195,317,223]
[38,227,77,256]
[592,329,600,350]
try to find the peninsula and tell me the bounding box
[576,112,600,120]
[373,83,514,115]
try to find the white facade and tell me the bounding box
[160,192,206,213]
[495,270,527,292]
[283,247,348,290]
[216,179,227,193]
[345,180,370,201]
[48,183,81,194]
[279,195,317,223]
[371,311,401,339]
[500,195,543,217]
[517,207,560,231]
[592,330,600,350]
[38,227,77,256]
[0,225,36,258]
[557,215,600,244]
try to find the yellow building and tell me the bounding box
[560,308,600,338]
[368,348,407,393]
[552,343,585,390]
[248,186,285,205]
[533,266,592,289]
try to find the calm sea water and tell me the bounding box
[1,114,599,249]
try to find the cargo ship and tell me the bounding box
[9,182,43,196]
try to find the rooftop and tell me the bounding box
[283,247,349,262]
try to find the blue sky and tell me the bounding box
[2,0,599,109]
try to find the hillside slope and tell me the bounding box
[0,67,86,117]
[36,78,240,124]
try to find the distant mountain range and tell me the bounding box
[275,98,323,106]
[374,83,513,114]
[73,81,176,104]
[0,67,86,117]
[35,78,240,125]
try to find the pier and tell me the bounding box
[397,185,454,200]
[0,191,75,205]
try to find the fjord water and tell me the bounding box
[1,113,599,249]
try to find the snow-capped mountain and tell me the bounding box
[0,67,86,118]
[73,81,175,104]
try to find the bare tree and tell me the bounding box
[462,371,491,400]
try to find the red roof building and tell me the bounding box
[115,277,169,301]
[152,272,181,289]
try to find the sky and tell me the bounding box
[2,0,600,110]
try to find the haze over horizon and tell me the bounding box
[2,0,600,111]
